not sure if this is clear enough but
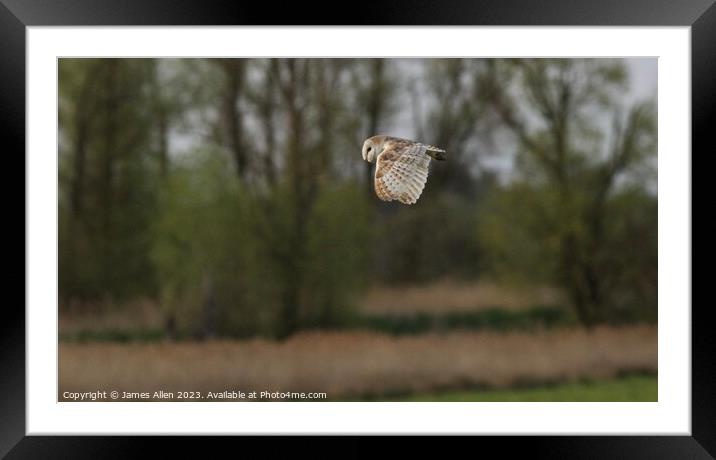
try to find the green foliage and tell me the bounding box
[59,328,166,344]
[59,59,160,302]
[303,184,374,326]
[150,148,375,338]
[59,57,658,338]
[373,191,486,283]
[599,187,658,322]
[478,59,657,325]
[151,148,291,338]
[478,183,560,285]
[383,374,657,402]
[59,304,574,343]
[479,182,657,324]
[355,305,572,336]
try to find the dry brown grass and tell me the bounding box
[59,298,164,334]
[58,281,565,336]
[59,325,655,400]
[357,279,565,315]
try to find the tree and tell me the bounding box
[420,59,491,197]
[59,59,101,305]
[149,59,375,339]
[59,59,160,305]
[370,59,492,284]
[214,59,250,178]
[479,59,657,326]
[349,59,399,196]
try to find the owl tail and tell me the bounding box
[425,145,447,161]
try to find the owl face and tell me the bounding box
[361,136,386,163]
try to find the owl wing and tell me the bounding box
[374,139,431,205]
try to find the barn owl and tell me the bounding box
[361,135,446,205]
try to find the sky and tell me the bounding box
[625,57,658,104]
[392,57,657,135]
[390,58,658,179]
[168,58,658,171]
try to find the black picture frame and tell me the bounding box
[3,0,712,457]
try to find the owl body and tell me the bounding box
[361,135,446,205]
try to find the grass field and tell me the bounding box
[58,282,656,402]
[388,374,657,402]
[357,279,565,315]
[58,280,567,336]
[59,325,656,401]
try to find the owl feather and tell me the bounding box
[362,135,446,205]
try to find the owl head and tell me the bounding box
[361,135,387,163]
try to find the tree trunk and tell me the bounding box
[220,59,247,178]
[274,59,317,339]
[101,59,119,297]
[157,100,169,177]
[365,59,384,197]
[64,67,95,307]
[199,271,217,340]
[259,65,277,185]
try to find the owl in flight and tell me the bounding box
[361,135,446,205]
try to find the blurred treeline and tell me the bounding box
[58,58,657,339]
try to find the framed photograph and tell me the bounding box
[5,0,712,456]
